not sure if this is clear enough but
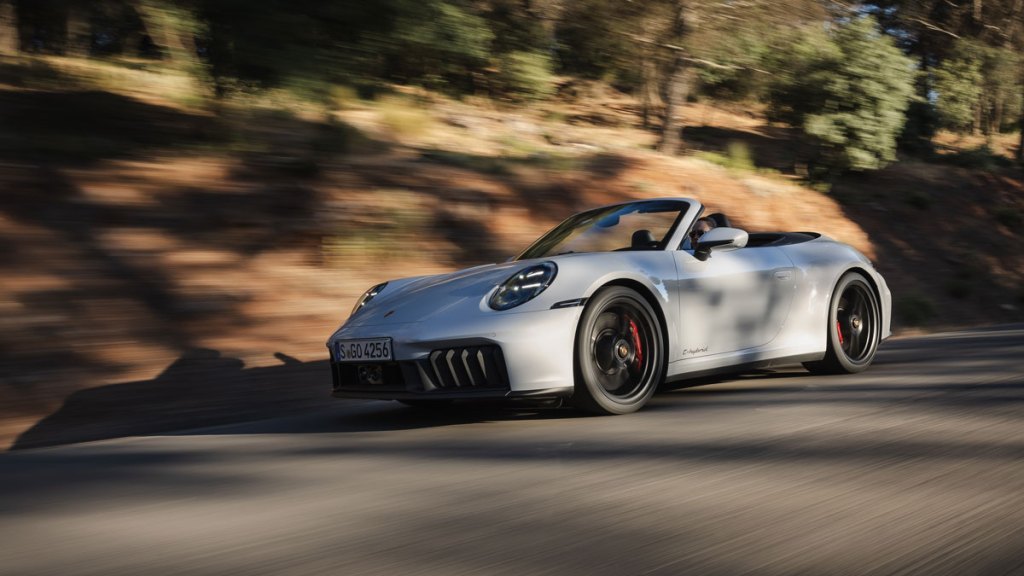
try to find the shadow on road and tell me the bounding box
[12,348,332,450]
[11,347,580,450]
[12,326,1024,451]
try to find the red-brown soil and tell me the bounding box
[1,75,1021,450]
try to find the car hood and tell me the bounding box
[342,262,521,327]
[339,251,672,329]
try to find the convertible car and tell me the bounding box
[327,198,891,414]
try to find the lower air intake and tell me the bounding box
[415,345,509,390]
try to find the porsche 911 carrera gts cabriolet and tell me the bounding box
[327,197,891,414]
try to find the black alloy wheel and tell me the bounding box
[804,272,881,374]
[574,286,664,414]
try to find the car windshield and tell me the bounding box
[518,200,690,260]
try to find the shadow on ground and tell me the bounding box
[12,348,332,450]
[14,326,1024,450]
[11,348,578,450]
[683,125,812,174]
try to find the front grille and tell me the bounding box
[330,345,509,394]
[413,345,509,390]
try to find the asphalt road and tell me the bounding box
[2,325,1024,576]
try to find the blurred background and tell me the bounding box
[0,0,1022,449]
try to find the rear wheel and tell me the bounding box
[573,287,665,414]
[804,272,881,375]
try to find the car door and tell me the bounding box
[670,245,796,362]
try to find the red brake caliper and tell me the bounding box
[836,321,844,345]
[629,319,643,365]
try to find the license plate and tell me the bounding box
[333,338,393,362]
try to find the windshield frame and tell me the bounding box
[516,199,696,260]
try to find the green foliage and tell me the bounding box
[695,141,756,172]
[147,0,497,96]
[491,51,555,100]
[484,0,549,56]
[770,17,914,172]
[898,97,938,156]
[554,0,636,80]
[767,26,843,125]
[979,45,1022,133]
[387,0,492,86]
[691,24,775,101]
[933,41,984,131]
[934,40,1022,134]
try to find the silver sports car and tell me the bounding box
[327,197,891,414]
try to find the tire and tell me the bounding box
[573,286,665,414]
[804,272,881,375]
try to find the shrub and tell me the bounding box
[694,141,756,172]
[933,41,984,131]
[769,17,914,172]
[491,51,555,100]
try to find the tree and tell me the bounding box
[483,0,555,100]
[772,16,915,172]
[657,0,689,154]
[934,40,984,131]
[0,0,17,54]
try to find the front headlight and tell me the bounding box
[489,262,557,311]
[351,282,388,316]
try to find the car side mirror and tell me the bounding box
[694,227,748,261]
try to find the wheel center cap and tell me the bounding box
[851,316,861,330]
[616,341,630,358]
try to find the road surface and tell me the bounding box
[2,325,1023,575]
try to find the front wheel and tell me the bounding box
[804,272,881,375]
[573,287,665,414]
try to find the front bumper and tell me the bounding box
[331,344,510,396]
[327,306,583,399]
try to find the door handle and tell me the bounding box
[773,269,793,281]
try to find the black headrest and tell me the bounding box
[631,229,656,249]
[707,212,731,228]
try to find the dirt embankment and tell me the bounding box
[1,80,1021,450]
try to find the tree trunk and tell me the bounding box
[133,1,206,70]
[641,49,659,130]
[0,0,17,55]
[1018,88,1024,163]
[993,98,1003,135]
[65,3,89,57]
[133,1,214,99]
[658,62,691,154]
[657,1,688,154]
